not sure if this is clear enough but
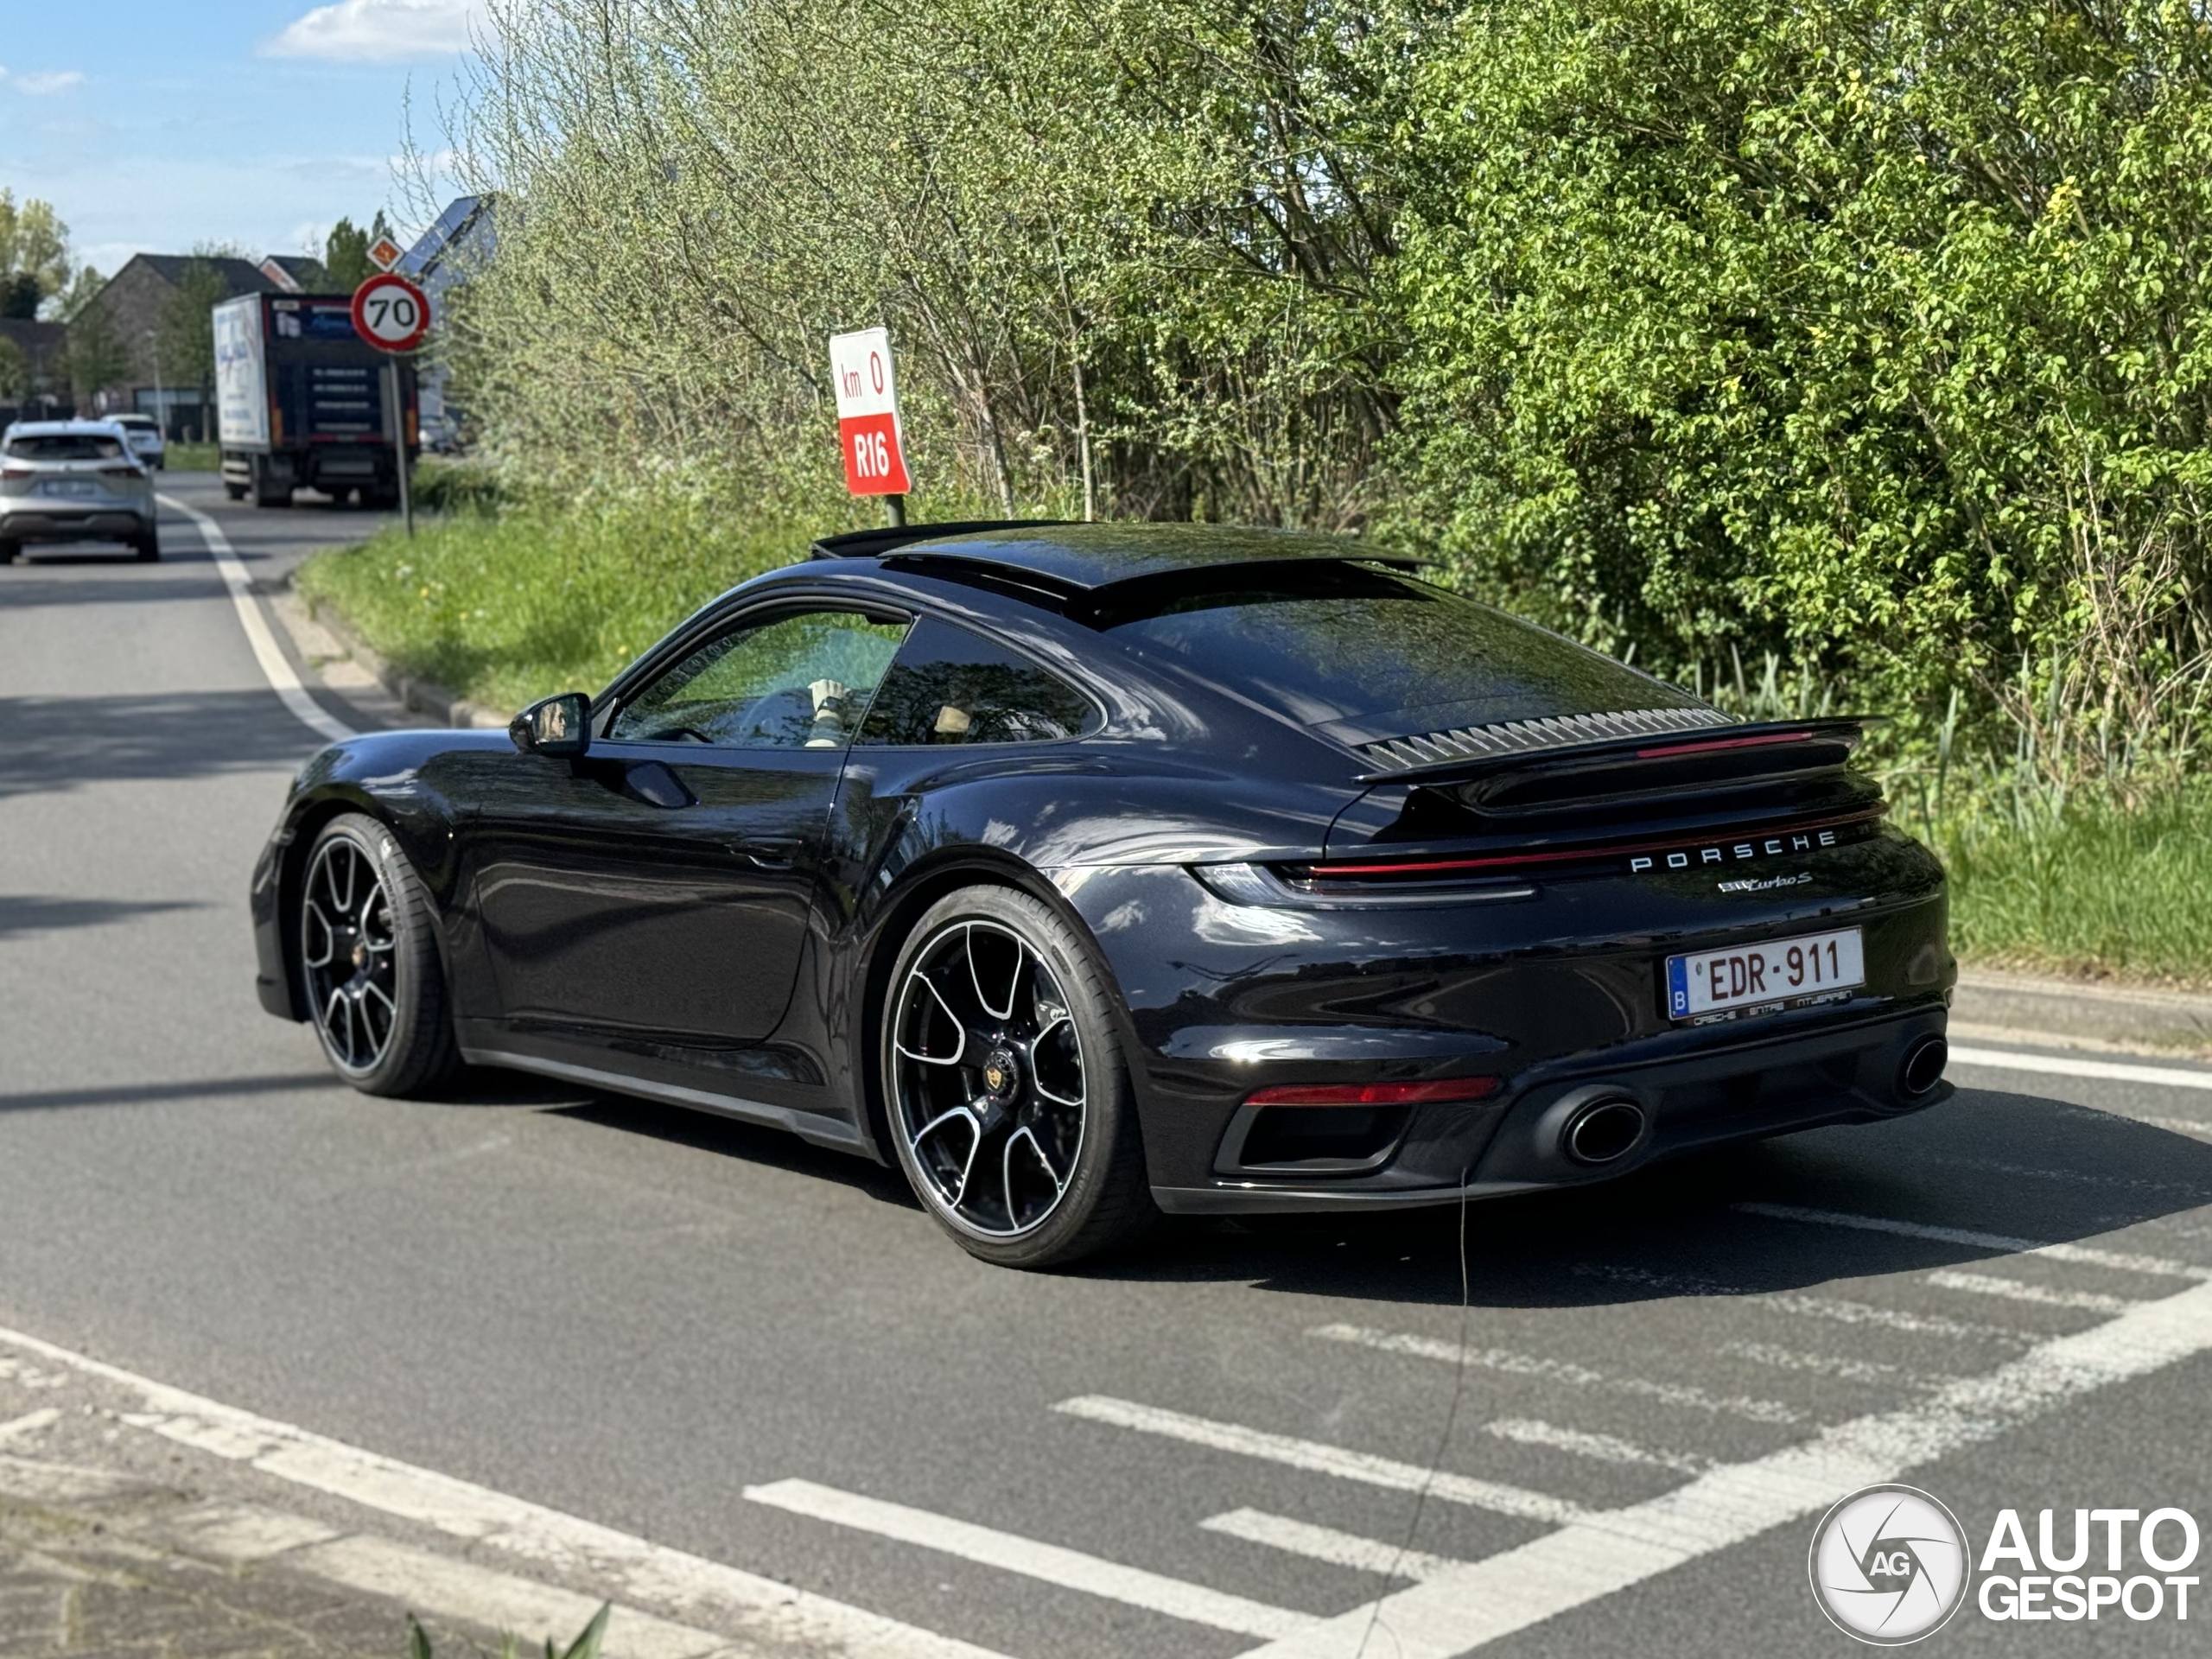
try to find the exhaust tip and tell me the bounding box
[1899,1035,1949,1099]
[1563,1097,1647,1166]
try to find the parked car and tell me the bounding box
[251,521,1952,1266]
[111,412,168,470]
[0,421,158,563]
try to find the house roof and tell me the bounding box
[120,254,286,297]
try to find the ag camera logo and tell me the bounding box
[1808,1484,1970,1644]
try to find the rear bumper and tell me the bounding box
[1149,1002,1950,1213]
[0,506,153,540]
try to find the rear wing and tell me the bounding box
[1355,715,1875,787]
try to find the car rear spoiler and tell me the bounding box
[1353,716,1877,786]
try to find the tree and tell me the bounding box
[49,264,104,322]
[324,212,394,290]
[0,191,72,313]
[64,302,129,411]
[0,336,27,401]
[158,252,233,441]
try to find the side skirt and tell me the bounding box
[459,1046,880,1160]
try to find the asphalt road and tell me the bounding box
[3,474,2210,1656]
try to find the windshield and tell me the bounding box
[5,434,130,462]
[1101,564,1703,741]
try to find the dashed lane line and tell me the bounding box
[1573,1263,2037,1343]
[0,1407,60,1443]
[1052,1396,1588,1527]
[157,491,355,745]
[1733,1201,2212,1281]
[1199,1510,1463,1582]
[1923,1269,2142,1314]
[1482,1419,1708,1476]
[1237,1278,2212,1657]
[744,1478,1309,1640]
[1948,1043,2212,1093]
[1309,1324,1802,1424]
[0,1322,1007,1659]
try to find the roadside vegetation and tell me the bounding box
[163,442,219,472]
[306,0,2212,987]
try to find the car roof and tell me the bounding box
[111,413,157,426]
[811,520,1418,597]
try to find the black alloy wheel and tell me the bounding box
[883,887,1154,1268]
[297,814,460,1096]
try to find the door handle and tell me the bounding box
[732,836,803,869]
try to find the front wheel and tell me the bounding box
[882,886,1155,1268]
[296,813,461,1096]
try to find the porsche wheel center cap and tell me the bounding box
[982,1049,1021,1100]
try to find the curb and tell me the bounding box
[283,581,509,731]
[1951,969,2212,1058]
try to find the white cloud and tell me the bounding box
[264,0,483,64]
[2,67,86,96]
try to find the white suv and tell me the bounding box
[111,412,168,470]
[0,422,160,563]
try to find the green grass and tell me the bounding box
[294,496,810,715]
[1931,781,2212,990]
[164,442,220,472]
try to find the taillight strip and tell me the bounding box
[1305,806,1887,880]
[1247,1077,1502,1107]
[1635,729,1813,760]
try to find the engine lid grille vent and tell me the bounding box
[1359,705,1734,775]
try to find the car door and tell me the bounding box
[463,603,910,1053]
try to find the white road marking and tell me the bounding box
[1921,1151,2209,1196]
[1714,1342,1956,1391]
[1238,1278,2212,1657]
[1924,1268,2141,1314]
[1310,1323,1801,1424]
[1052,1396,1587,1527]
[294,1533,727,1659]
[157,492,356,744]
[1733,1200,2212,1281]
[0,1406,60,1442]
[1200,1509,1463,1581]
[2144,1114,2212,1138]
[1573,1263,2035,1342]
[744,1479,1307,1640]
[0,1322,1007,1659]
[1483,1418,1707,1475]
[1949,1043,2212,1093]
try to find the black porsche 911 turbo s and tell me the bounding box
[251,520,1954,1266]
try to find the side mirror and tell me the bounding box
[511,692,591,758]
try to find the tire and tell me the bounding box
[225,484,247,501]
[255,486,293,509]
[0,539,17,565]
[296,813,462,1097]
[133,530,160,562]
[880,885,1156,1268]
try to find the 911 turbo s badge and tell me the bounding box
[1717,872,1814,893]
[1630,827,1843,875]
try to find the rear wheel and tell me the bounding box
[132,529,160,562]
[882,886,1155,1268]
[296,813,461,1096]
[0,539,17,565]
[224,483,248,502]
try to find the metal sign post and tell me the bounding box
[828,327,912,526]
[351,270,432,538]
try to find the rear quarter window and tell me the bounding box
[859,617,1101,746]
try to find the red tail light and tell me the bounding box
[0,467,31,479]
[1246,1077,1500,1108]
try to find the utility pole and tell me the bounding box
[143,331,165,442]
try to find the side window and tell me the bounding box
[857,616,1101,746]
[609,608,910,748]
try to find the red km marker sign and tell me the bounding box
[829,327,912,497]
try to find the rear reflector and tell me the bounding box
[1246,1077,1501,1108]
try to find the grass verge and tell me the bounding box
[1931,782,2212,991]
[294,497,810,716]
[164,442,220,472]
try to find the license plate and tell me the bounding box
[39,478,99,497]
[1666,926,1864,1019]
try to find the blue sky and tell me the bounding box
[0,1,481,278]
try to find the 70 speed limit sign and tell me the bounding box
[350,271,431,353]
